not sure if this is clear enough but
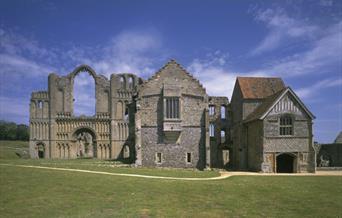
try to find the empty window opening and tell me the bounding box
[221,130,226,143]
[280,115,293,135]
[221,106,226,119]
[209,123,215,137]
[165,98,180,119]
[124,104,129,121]
[120,76,125,89]
[156,152,162,163]
[209,105,215,116]
[74,71,95,116]
[186,153,192,163]
[38,101,43,109]
[128,77,133,89]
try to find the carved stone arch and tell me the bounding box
[69,64,98,80]
[72,126,97,141]
[72,126,97,158]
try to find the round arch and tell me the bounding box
[35,142,46,159]
[72,126,97,158]
[71,126,97,141]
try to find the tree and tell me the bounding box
[0,120,29,141]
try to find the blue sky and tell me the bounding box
[0,0,341,143]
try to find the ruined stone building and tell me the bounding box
[29,60,316,173]
[317,132,342,167]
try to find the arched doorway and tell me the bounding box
[73,127,97,158]
[276,153,295,173]
[36,143,45,159]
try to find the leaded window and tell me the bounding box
[280,115,293,136]
[165,97,180,119]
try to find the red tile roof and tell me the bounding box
[237,77,285,99]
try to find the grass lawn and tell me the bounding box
[0,141,341,217]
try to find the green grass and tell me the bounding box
[0,140,29,159]
[0,141,341,217]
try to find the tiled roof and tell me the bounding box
[244,87,315,123]
[334,132,342,143]
[237,77,285,99]
[244,88,286,123]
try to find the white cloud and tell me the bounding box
[249,21,342,77]
[66,29,164,78]
[295,78,342,99]
[0,53,54,77]
[250,8,318,56]
[187,51,262,99]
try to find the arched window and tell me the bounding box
[221,106,226,119]
[280,115,293,135]
[120,76,125,89]
[209,105,215,116]
[209,123,215,137]
[74,71,95,116]
[128,77,133,89]
[38,101,43,109]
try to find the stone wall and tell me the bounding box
[246,120,263,171]
[208,96,231,168]
[135,60,209,169]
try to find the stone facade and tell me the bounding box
[29,65,143,161]
[231,77,316,173]
[29,61,316,172]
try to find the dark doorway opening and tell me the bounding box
[38,150,44,158]
[37,144,45,159]
[276,153,295,173]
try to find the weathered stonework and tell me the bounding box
[231,78,316,173]
[29,61,316,172]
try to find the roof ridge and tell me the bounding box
[141,59,207,93]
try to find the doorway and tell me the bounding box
[276,153,295,173]
[37,143,45,159]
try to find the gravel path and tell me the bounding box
[1,164,340,180]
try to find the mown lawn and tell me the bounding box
[0,140,29,159]
[0,141,341,217]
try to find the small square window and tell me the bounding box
[156,152,162,163]
[186,153,192,163]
